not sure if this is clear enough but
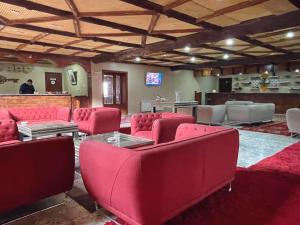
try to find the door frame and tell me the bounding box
[102,70,128,114]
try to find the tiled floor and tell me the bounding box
[2,117,300,225]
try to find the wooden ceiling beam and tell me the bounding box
[0,0,176,41]
[0,24,5,32]
[142,56,191,65]
[15,32,49,51]
[121,0,290,57]
[165,50,218,61]
[237,36,292,53]
[0,35,108,54]
[79,10,155,17]
[0,21,141,48]
[196,0,270,23]
[91,44,113,50]
[171,52,300,70]
[163,0,191,12]
[94,10,300,62]
[65,0,80,18]
[197,44,256,58]
[152,28,202,34]
[148,14,160,34]
[141,35,147,47]
[81,33,138,37]
[11,16,68,25]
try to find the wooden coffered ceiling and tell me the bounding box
[0,0,299,70]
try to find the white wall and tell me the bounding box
[0,62,88,96]
[91,62,200,114]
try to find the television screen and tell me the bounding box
[145,72,163,86]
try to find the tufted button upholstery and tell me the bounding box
[175,123,228,140]
[131,112,195,144]
[6,107,70,122]
[0,120,18,143]
[73,107,121,135]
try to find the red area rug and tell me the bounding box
[105,142,300,225]
[240,121,290,136]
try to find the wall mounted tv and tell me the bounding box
[145,72,163,86]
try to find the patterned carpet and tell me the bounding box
[240,121,290,136]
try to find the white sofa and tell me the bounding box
[197,105,227,124]
[286,108,300,136]
[226,101,275,124]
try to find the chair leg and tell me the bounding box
[227,183,232,192]
[95,201,99,210]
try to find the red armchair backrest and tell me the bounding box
[73,107,109,122]
[131,113,162,134]
[0,120,18,143]
[6,107,70,121]
[175,123,227,140]
[0,136,74,213]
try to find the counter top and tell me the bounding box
[0,94,71,96]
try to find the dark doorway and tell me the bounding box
[219,78,232,92]
[45,72,62,93]
[102,70,128,115]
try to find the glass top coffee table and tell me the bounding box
[74,132,154,158]
[17,121,79,140]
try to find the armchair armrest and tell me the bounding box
[89,108,121,134]
[0,109,12,120]
[57,107,71,121]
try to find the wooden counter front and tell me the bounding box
[0,94,72,108]
[205,93,300,114]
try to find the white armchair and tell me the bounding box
[197,105,227,124]
[286,108,300,136]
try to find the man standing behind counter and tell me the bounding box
[19,79,35,94]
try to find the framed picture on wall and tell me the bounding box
[67,69,77,85]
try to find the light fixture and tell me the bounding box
[212,89,217,93]
[239,72,243,75]
[135,57,141,62]
[286,31,295,38]
[190,57,196,62]
[217,73,220,77]
[264,70,269,74]
[296,69,300,73]
[225,38,234,46]
[163,54,167,57]
[184,46,191,52]
[223,54,229,60]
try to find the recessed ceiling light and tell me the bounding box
[225,38,234,46]
[135,57,141,62]
[239,72,243,75]
[184,46,191,52]
[223,54,229,60]
[163,54,167,57]
[295,68,300,73]
[217,73,220,77]
[265,70,269,74]
[286,31,295,38]
[190,57,196,62]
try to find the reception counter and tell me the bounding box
[206,93,300,114]
[0,94,72,108]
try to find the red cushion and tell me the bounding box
[0,140,21,146]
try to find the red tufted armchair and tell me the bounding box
[131,112,194,144]
[0,120,20,145]
[73,107,121,135]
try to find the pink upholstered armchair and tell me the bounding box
[0,120,20,145]
[73,107,121,135]
[131,112,194,144]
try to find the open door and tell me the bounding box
[102,70,128,115]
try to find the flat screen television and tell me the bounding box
[145,72,163,86]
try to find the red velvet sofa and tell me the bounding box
[0,136,75,213]
[131,112,194,144]
[0,107,71,123]
[80,124,239,225]
[73,107,121,135]
[0,119,20,145]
